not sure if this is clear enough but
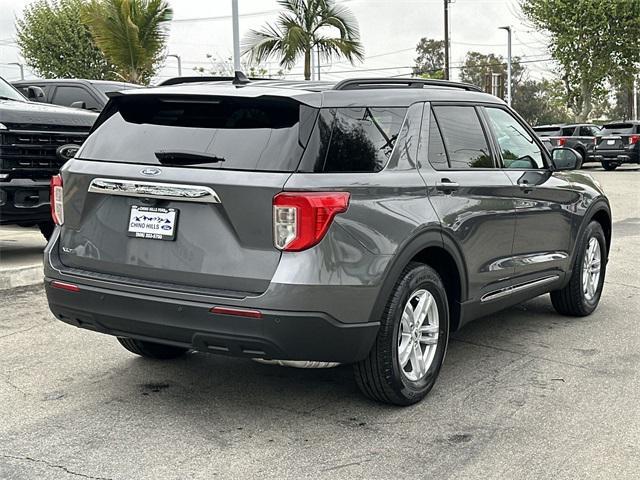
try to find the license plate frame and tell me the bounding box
[127,205,179,241]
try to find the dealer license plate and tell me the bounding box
[127,206,178,241]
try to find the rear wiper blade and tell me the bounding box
[155,151,226,165]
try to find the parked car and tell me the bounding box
[0,76,96,239]
[533,123,601,166]
[44,75,611,406]
[593,121,640,170]
[12,79,141,112]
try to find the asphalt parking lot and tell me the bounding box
[0,165,638,480]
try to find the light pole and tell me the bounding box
[167,54,182,76]
[231,0,241,72]
[443,0,451,80]
[499,26,512,106]
[8,62,24,80]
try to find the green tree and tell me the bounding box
[521,0,640,121]
[412,38,445,79]
[82,0,172,84]
[512,78,573,126]
[243,0,364,81]
[459,51,524,90]
[16,0,114,79]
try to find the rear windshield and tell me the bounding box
[80,95,314,171]
[601,123,637,135]
[533,127,561,137]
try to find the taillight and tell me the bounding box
[273,192,350,251]
[629,135,639,145]
[557,137,566,146]
[50,174,64,225]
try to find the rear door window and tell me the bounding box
[561,126,576,136]
[432,105,494,169]
[81,95,314,172]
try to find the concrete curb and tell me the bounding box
[0,264,44,291]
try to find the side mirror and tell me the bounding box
[70,101,87,109]
[26,86,45,101]
[551,147,580,170]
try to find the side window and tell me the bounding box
[432,106,493,169]
[561,126,576,136]
[580,126,595,137]
[419,108,448,169]
[319,107,407,173]
[485,107,545,169]
[52,86,99,110]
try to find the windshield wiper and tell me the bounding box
[155,151,226,166]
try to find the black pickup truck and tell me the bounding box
[13,79,140,112]
[533,124,601,167]
[0,76,96,239]
[593,121,640,170]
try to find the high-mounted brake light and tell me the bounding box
[50,174,64,225]
[629,135,639,145]
[273,192,350,251]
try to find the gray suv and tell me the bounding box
[44,76,611,406]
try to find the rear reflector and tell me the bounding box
[273,192,350,251]
[210,306,263,318]
[50,174,64,225]
[51,280,80,292]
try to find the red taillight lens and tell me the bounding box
[557,137,566,146]
[629,135,639,145]
[50,174,64,225]
[273,192,350,251]
[51,280,79,292]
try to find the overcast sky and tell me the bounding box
[0,0,555,83]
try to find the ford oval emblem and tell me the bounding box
[141,167,162,176]
[56,144,80,162]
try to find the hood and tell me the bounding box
[0,99,97,128]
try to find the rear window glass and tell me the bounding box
[601,123,636,135]
[80,95,313,172]
[533,127,562,137]
[298,107,407,173]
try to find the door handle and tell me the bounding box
[518,179,535,193]
[435,179,459,194]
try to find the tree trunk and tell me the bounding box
[304,49,311,81]
[577,79,592,122]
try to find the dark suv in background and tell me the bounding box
[13,79,141,112]
[593,121,640,170]
[44,76,611,406]
[0,76,96,239]
[533,123,601,166]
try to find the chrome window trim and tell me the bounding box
[88,178,221,203]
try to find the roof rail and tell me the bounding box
[332,78,482,92]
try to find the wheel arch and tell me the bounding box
[570,199,612,271]
[368,227,468,332]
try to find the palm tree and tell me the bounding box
[81,0,172,84]
[243,0,364,81]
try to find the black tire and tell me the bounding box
[354,262,449,406]
[602,162,618,171]
[550,221,607,316]
[117,337,189,359]
[38,222,54,241]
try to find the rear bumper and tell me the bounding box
[45,277,379,363]
[0,177,51,225]
[593,151,639,163]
